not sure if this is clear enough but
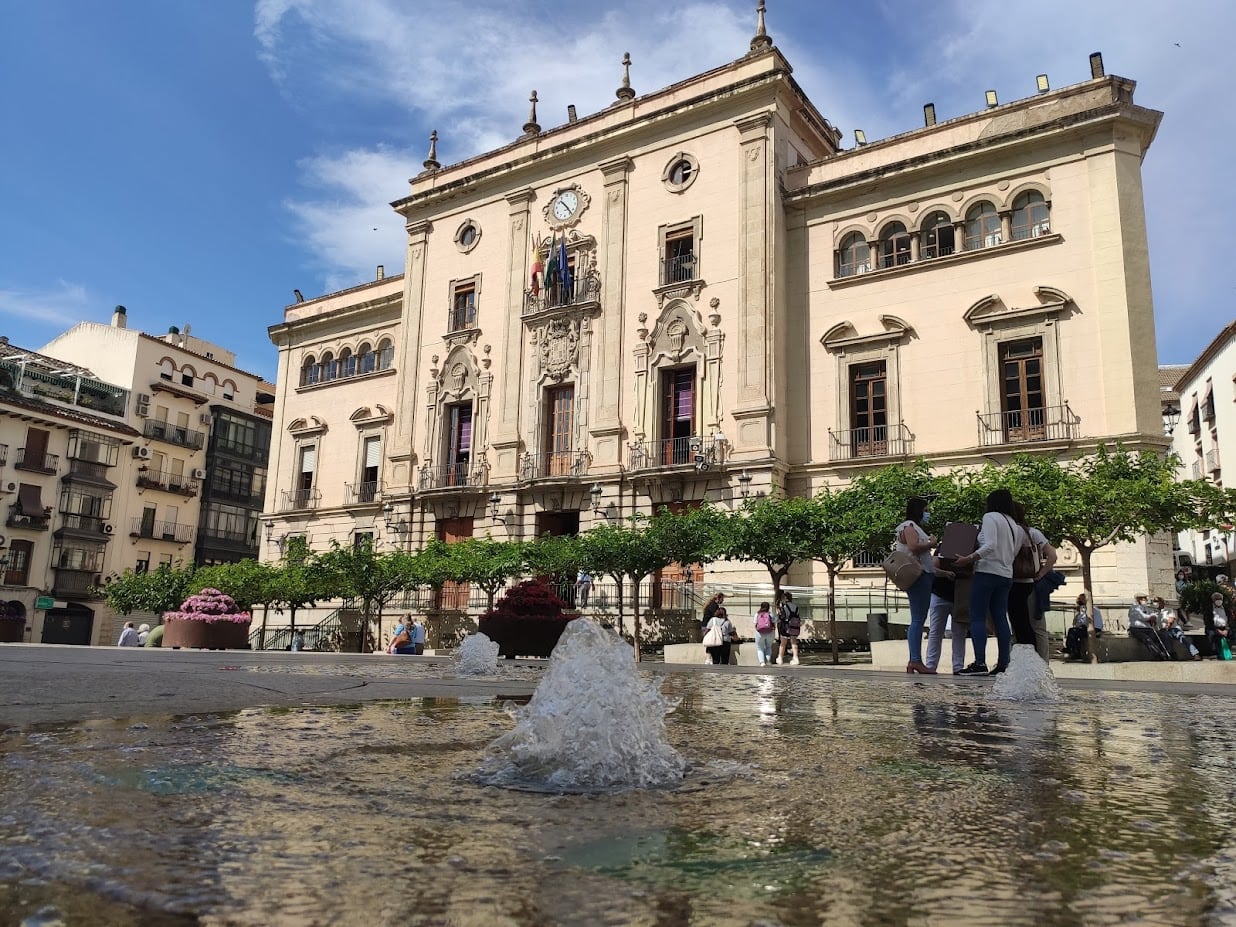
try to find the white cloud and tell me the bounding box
[0,281,92,330]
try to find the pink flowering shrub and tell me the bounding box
[163,588,252,625]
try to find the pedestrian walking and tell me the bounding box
[776,592,802,666]
[753,602,776,667]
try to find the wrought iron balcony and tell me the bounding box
[143,419,204,451]
[7,505,51,531]
[344,480,382,505]
[660,252,697,286]
[975,403,1079,447]
[828,423,914,462]
[129,517,195,544]
[628,435,725,471]
[281,488,321,511]
[523,267,602,315]
[14,448,58,474]
[135,468,200,497]
[418,461,487,491]
[50,568,102,598]
[519,450,591,481]
[0,444,8,467]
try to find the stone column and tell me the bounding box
[591,156,632,472]
[732,113,774,455]
[389,219,433,494]
[490,189,535,479]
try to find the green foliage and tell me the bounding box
[1179,581,1233,619]
[721,494,820,590]
[405,540,454,589]
[102,563,196,616]
[191,559,277,611]
[446,538,526,607]
[523,532,581,579]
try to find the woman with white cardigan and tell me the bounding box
[953,489,1024,676]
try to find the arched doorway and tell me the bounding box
[0,600,26,642]
[41,603,94,646]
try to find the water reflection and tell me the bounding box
[0,674,1234,925]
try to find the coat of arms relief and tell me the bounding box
[534,317,581,382]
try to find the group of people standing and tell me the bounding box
[898,489,1059,676]
[387,616,427,655]
[700,591,802,666]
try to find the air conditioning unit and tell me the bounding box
[133,446,151,460]
[103,524,114,534]
[200,413,213,426]
[135,403,150,417]
[137,393,151,403]
[0,534,7,547]
[1,482,14,493]
[191,467,207,479]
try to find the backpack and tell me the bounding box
[755,611,774,633]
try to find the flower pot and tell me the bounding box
[162,618,251,650]
[0,622,24,643]
[477,615,576,659]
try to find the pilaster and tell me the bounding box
[491,189,536,479]
[591,156,633,471]
[734,112,774,454]
[389,218,432,493]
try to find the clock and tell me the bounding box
[543,184,590,228]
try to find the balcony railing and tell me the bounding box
[7,506,51,531]
[660,252,697,286]
[519,450,591,481]
[206,483,265,508]
[198,526,257,551]
[828,423,914,462]
[129,518,195,544]
[143,420,205,451]
[1192,459,1203,480]
[281,488,321,511]
[136,468,200,497]
[418,461,487,491]
[345,480,382,505]
[523,265,602,315]
[14,449,58,473]
[57,512,111,537]
[1206,448,1221,473]
[975,403,1079,447]
[50,568,102,598]
[628,435,724,471]
[65,459,115,486]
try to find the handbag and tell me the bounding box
[702,621,724,648]
[881,549,923,592]
[1006,517,1039,581]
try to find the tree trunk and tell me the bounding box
[632,578,642,662]
[828,566,840,665]
[1080,547,1100,664]
[258,603,269,650]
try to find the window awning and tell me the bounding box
[16,484,44,516]
[1202,380,1215,422]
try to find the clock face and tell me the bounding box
[552,190,579,220]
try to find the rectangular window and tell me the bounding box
[5,540,33,585]
[999,338,1045,441]
[850,361,888,457]
[140,506,156,537]
[359,436,381,501]
[298,445,316,492]
[447,404,472,486]
[544,385,575,475]
[450,283,477,332]
[663,226,696,284]
[659,368,695,464]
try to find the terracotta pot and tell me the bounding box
[477,615,577,658]
[0,621,24,643]
[162,618,252,650]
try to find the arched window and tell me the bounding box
[1011,191,1050,240]
[879,222,911,269]
[837,232,871,278]
[159,359,174,382]
[357,342,375,375]
[301,355,319,387]
[920,212,956,259]
[376,339,394,371]
[339,348,356,378]
[321,352,338,382]
[964,202,1002,250]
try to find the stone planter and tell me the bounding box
[477,615,578,658]
[162,619,251,650]
[0,621,24,643]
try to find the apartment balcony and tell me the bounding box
[129,517,195,544]
[519,451,592,482]
[198,526,257,555]
[975,403,1079,448]
[523,266,602,318]
[54,512,113,542]
[660,253,698,286]
[1207,448,1221,475]
[344,480,382,505]
[14,448,58,474]
[418,462,488,492]
[281,488,321,512]
[206,484,266,508]
[828,423,915,462]
[7,505,51,531]
[628,435,725,472]
[50,568,102,599]
[63,459,117,490]
[1192,459,1203,480]
[143,419,205,451]
[0,444,8,467]
[136,467,200,497]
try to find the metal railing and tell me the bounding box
[136,468,200,496]
[58,512,110,535]
[828,423,914,461]
[143,420,205,451]
[14,449,58,473]
[130,518,195,543]
[1206,448,1221,473]
[50,568,101,597]
[976,403,1079,447]
[345,480,381,505]
[628,435,723,470]
[519,450,591,481]
[418,462,486,490]
[7,506,50,531]
[66,459,113,483]
[281,488,321,511]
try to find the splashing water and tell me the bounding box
[455,632,500,675]
[991,643,1063,702]
[473,618,687,792]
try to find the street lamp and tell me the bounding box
[738,469,753,497]
[489,491,502,519]
[589,482,603,514]
[1163,403,1181,437]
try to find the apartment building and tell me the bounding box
[264,19,1170,601]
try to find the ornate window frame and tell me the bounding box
[455,219,481,254]
[821,316,914,445]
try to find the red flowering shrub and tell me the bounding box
[478,579,577,658]
[481,579,570,622]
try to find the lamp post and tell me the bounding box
[738,469,752,498]
[589,482,603,516]
[489,491,502,520]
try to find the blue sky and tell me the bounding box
[1,1,1232,383]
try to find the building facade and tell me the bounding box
[265,25,1170,606]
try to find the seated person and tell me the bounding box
[388,625,415,655]
[1064,594,1092,660]
[1157,602,1200,660]
[1127,594,1171,660]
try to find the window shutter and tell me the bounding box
[301,446,316,473]
[365,437,381,469]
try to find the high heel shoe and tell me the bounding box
[906,661,937,675]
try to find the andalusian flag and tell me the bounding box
[545,231,560,291]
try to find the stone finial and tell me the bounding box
[750,0,772,52]
[422,130,441,172]
[615,52,636,103]
[523,90,541,136]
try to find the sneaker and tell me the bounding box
[790,658,800,666]
[988,664,1008,676]
[758,658,767,666]
[956,662,989,676]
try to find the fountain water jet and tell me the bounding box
[455,632,500,675]
[991,643,1063,702]
[474,619,686,792]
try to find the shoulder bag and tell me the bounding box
[881,549,923,592]
[702,620,724,648]
[1007,517,1039,581]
